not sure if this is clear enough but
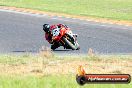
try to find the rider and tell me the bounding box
[43,24,68,50]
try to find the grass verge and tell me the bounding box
[0,54,132,87]
[0,0,132,21]
[0,74,132,88]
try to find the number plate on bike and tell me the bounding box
[52,28,60,36]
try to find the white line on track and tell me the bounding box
[0,9,47,17]
[0,9,132,30]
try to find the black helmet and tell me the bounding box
[43,24,50,32]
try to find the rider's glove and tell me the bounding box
[64,24,68,28]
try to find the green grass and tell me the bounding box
[0,75,131,88]
[0,54,38,65]
[0,0,132,21]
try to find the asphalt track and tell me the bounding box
[0,9,132,54]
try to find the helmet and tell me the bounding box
[43,24,50,32]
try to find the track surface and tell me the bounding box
[0,10,132,54]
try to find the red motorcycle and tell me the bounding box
[51,26,80,50]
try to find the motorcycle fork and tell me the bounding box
[60,39,65,45]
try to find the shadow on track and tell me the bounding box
[12,50,37,53]
[52,49,72,52]
[12,49,72,53]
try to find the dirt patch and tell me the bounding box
[0,6,132,26]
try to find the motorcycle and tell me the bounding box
[51,26,80,50]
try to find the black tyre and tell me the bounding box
[51,42,60,50]
[75,41,80,50]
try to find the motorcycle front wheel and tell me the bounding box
[62,36,80,50]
